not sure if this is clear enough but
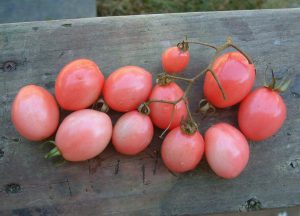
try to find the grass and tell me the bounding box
[97,0,300,16]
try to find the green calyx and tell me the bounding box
[177,40,189,52]
[198,99,216,115]
[45,147,61,159]
[92,98,110,113]
[156,73,173,86]
[264,69,291,92]
[138,102,151,115]
[180,119,198,135]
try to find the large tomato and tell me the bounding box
[205,123,249,179]
[11,85,59,141]
[238,87,286,141]
[149,82,187,129]
[204,52,255,108]
[103,66,152,112]
[54,109,112,161]
[161,127,204,173]
[112,111,153,155]
[55,59,104,111]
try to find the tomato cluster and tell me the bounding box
[11,38,288,179]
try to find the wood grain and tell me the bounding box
[1,9,300,215]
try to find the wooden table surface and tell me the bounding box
[0,8,300,216]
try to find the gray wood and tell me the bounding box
[0,0,96,24]
[1,8,300,216]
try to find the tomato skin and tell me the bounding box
[55,59,104,111]
[161,127,204,173]
[103,66,152,112]
[149,82,187,129]
[55,109,112,161]
[162,46,190,74]
[112,111,153,155]
[204,52,255,108]
[205,123,249,179]
[11,85,59,141]
[238,87,286,141]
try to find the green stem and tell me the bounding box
[165,74,193,83]
[146,98,183,106]
[184,98,194,123]
[159,105,176,138]
[229,43,253,65]
[185,40,218,50]
[40,140,55,149]
[45,147,61,159]
[207,68,227,100]
[193,68,208,81]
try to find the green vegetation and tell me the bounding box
[97,0,300,16]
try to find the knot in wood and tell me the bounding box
[3,61,16,72]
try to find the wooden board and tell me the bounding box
[1,8,300,216]
[0,0,96,24]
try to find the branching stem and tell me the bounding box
[142,37,252,135]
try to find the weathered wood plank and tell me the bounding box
[0,0,96,24]
[0,9,300,215]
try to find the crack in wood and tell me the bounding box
[153,150,159,175]
[168,169,178,177]
[142,164,146,185]
[0,148,4,158]
[88,159,91,176]
[114,159,120,175]
[13,180,69,192]
[66,178,72,197]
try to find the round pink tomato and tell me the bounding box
[238,87,286,141]
[204,52,255,108]
[112,111,154,155]
[161,127,204,173]
[103,66,152,112]
[55,109,112,161]
[149,82,187,129]
[11,85,59,141]
[205,123,249,179]
[162,46,190,74]
[55,59,104,111]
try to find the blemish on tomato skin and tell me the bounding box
[76,75,83,81]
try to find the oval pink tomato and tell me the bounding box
[161,127,204,173]
[162,46,190,74]
[55,59,104,111]
[204,52,255,108]
[55,109,112,161]
[238,87,286,141]
[112,111,154,155]
[205,123,249,179]
[149,82,187,129]
[11,85,59,141]
[103,66,152,112]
